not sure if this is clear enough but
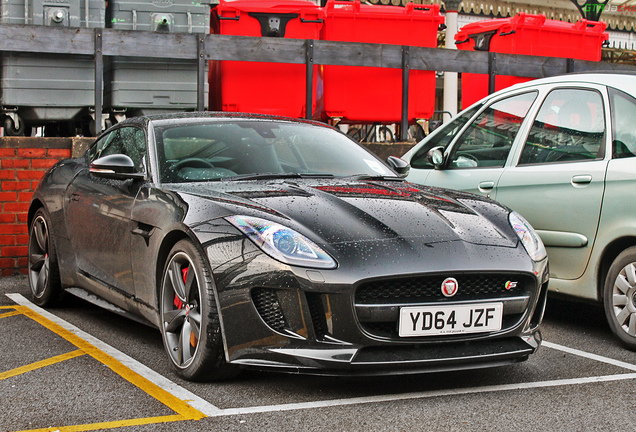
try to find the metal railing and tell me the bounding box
[1,24,635,137]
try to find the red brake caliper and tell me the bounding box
[173,266,188,309]
[177,266,197,348]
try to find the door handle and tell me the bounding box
[571,175,592,185]
[478,181,495,191]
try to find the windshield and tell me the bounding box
[152,119,396,183]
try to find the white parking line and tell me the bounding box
[543,341,636,372]
[7,293,636,419]
[213,373,636,417]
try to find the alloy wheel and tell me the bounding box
[28,215,50,299]
[161,251,203,369]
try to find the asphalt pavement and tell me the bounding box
[1,274,635,432]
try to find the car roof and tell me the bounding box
[495,71,636,96]
[115,111,333,130]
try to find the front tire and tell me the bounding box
[159,239,239,381]
[603,247,636,351]
[28,208,63,306]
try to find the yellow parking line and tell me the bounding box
[14,305,206,420]
[0,306,21,319]
[0,349,85,381]
[2,303,206,432]
[14,414,187,432]
[0,310,21,319]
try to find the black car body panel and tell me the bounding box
[29,113,548,377]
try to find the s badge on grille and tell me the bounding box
[441,277,459,297]
[505,281,518,290]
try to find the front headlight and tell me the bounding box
[226,215,337,269]
[509,211,547,262]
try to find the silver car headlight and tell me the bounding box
[509,211,547,262]
[226,215,337,269]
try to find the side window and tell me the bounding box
[410,104,482,169]
[447,91,537,169]
[87,131,114,160]
[91,127,147,172]
[609,88,636,159]
[519,89,605,165]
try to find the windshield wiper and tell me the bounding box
[222,172,335,181]
[343,174,405,181]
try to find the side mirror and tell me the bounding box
[426,146,445,170]
[386,156,410,178]
[90,154,145,180]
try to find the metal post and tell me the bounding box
[305,39,314,120]
[401,45,410,142]
[488,52,497,95]
[197,34,206,112]
[443,1,461,122]
[94,29,103,136]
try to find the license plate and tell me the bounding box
[398,303,503,337]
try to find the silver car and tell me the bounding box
[403,72,636,350]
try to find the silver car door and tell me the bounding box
[496,86,609,281]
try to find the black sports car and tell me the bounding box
[28,113,548,381]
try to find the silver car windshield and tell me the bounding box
[152,119,396,183]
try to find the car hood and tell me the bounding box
[168,179,517,250]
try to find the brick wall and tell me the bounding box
[0,137,411,276]
[0,138,91,276]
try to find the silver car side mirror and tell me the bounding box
[426,146,445,170]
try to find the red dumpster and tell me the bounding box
[210,0,324,118]
[319,0,443,124]
[456,13,608,107]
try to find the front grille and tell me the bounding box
[252,288,288,333]
[356,273,533,305]
[355,273,536,340]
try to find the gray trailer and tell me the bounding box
[0,0,105,136]
[104,0,211,119]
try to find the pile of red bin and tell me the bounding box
[210,1,608,124]
[210,0,443,124]
[455,13,608,107]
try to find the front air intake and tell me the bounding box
[251,288,288,333]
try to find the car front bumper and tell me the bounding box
[201,227,549,376]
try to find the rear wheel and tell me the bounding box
[28,208,63,306]
[603,247,636,351]
[159,239,239,381]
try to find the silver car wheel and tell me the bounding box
[160,251,202,370]
[28,214,50,299]
[604,247,636,351]
[610,262,636,337]
[27,208,63,306]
